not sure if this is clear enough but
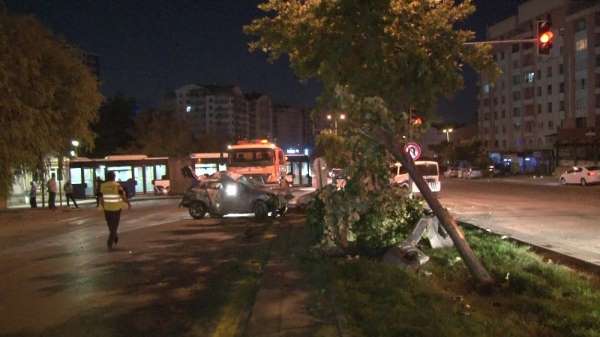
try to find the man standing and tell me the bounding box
[100,171,131,250]
[29,181,37,208]
[47,174,57,210]
[94,177,103,207]
[63,180,78,208]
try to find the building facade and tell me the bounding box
[175,84,249,141]
[273,104,306,149]
[245,92,274,140]
[477,0,600,173]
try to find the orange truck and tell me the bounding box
[226,139,287,184]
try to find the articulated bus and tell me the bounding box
[226,139,287,184]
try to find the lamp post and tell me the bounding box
[442,128,453,143]
[327,113,346,135]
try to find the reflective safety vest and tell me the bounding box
[100,181,124,211]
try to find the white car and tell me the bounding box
[390,161,441,193]
[559,166,600,186]
[465,168,483,179]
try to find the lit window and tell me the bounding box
[575,38,588,51]
[525,72,535,83]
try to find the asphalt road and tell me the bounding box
[440,178,600,267]
[0,200,280,337]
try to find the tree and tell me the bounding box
[128,102,226,157]
[89,93,137,157]
[246,0,498,286]
[0,8,102,197]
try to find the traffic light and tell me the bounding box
[411,116,423,127]
[537,21,554,56]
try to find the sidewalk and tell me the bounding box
[452,175,561,187]
[244,213,339,337]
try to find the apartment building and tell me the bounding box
[245,92,274,140]
[478,0,600,173]
[175,84,249,140]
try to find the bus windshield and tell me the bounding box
[228,149,275,167]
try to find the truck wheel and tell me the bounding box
[254,201,268,220]
[189,202,207,219]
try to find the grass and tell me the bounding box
[300,227,600,337]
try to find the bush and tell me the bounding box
[306,185,424,255]
[353,189,424,255]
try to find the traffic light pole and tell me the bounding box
[464,38,536,46]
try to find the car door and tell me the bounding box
[573,167,583,183]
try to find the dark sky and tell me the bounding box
[7,0,524,124]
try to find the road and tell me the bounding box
[0,199,286,337]
[440,178,600,267]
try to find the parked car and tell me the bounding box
[390,161,441,193]
[465,168,484,179]
[559,166,600,186]
[443,167,459,178]
[180,172,288,219]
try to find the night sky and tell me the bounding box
[7,0,525,124]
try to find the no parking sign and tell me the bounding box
[404,142,422,161]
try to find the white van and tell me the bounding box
[390,161,441,193]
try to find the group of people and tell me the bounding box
[29,173,79,209]
[28,172,131,250]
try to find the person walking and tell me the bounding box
[47,174,57,210]
[29,181,37,208]
[100,171,131,250]
[63,180,78,208]
[95,177,103,207]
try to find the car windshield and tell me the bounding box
[586,166,599,171]
[228,149,274,167]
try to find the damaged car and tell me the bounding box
[180,171,288,220]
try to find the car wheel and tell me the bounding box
[560,178,566,185]
[580,178,587,187]
[253,201,269,220]
[189,202,207,219]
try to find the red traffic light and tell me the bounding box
[411,116,423,127]
[537,21,554,56]
[539,31,553,44]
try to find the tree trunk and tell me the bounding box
[385,135,494,287]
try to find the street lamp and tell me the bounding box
[326,113,345,134]
[442,128,453,142]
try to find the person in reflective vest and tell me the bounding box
[100,171,131,250]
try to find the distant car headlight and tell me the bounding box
[225,184,238,197]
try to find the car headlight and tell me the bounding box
[225,184,238,197]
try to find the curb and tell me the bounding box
[458,221,600,276]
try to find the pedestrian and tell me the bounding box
[63,180,78,208]
[29,181,37,208]
[100,171,131,250]
[95,177,103,207]
[47,173,57,210]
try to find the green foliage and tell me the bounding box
[128,101,227,157]
[0,9,102,197]
[353,190,424,255]
[246,0,498,113]
[425,228,600,337]
[307,184,424,255]
[312,228,600,337]
[89,93,137,157]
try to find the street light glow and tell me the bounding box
[339,114,346,120]
[326,114,332,120]
[186,105,192,112]
[71,140,80,147]
[69,150,76,157]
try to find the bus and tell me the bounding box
[226,139,287,184]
